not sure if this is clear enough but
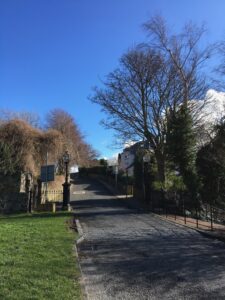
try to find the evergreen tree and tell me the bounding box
[197,120,225,208]
[133,149,156,190]
[166,105,199,207]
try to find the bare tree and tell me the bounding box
[143,15,212,107]
[91,16,212,183]
[214,40,225,91]
[91,48,179,181]
[0,119,64,176]
[46,109,98,167]
[0,109,40,128]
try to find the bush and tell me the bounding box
[79,166,107,176]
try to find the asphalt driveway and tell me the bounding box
[71,177,225,300]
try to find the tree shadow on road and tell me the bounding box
[71,197,143,219]
[78,233,225,300]
[71,177,117,197]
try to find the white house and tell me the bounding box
[117,90,225,176]
[118,142,143,176]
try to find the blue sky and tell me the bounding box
[1,0,225,158]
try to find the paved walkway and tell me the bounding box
[71,178,225,300]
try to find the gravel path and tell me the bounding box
[71,178,225,300]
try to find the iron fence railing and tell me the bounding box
[149,192,225,231]
[87,173,225,232]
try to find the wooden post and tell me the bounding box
[52,202,56,213]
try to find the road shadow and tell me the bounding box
[71,197,143,219]
[73,177,225,299]
[78,234,225,299]
[70,176,118,197]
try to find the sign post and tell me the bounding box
[41,165,55,182]
[41,165,55,201]
[115,165,118,189]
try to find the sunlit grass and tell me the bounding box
[0,212,82,300]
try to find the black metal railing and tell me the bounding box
[149,191,225,231]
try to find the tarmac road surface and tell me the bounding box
[71,177,225,300]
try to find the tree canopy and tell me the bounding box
[91,16,212,184]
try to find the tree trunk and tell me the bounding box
[155,150,165,184]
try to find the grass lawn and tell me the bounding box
[0,212,82,300]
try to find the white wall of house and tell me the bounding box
[119,150,135,176]
[70,165,79,173]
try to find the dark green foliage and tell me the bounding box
[117,172,134,185]
[197,120,225,207]
[167,105,196,174]
[133,150,143,189]
[133,149,156,189]
[166,105,199,207]
[79,166,107,176]
[99,158,108,167]
[153,169,186,192]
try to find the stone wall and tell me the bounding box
[0,173,29,213]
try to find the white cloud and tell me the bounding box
[124,140,136,149]
[192,89,225,146]
[196,89,225,124]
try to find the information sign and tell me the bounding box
[41,165,55,182]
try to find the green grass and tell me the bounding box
[0,212,82,300]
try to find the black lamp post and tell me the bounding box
[25,172,33,213]
[125,168,128,199]
[142,152,151,203]
[142,140,152,209]
[124,154,129,198]
[62,150,71,210]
